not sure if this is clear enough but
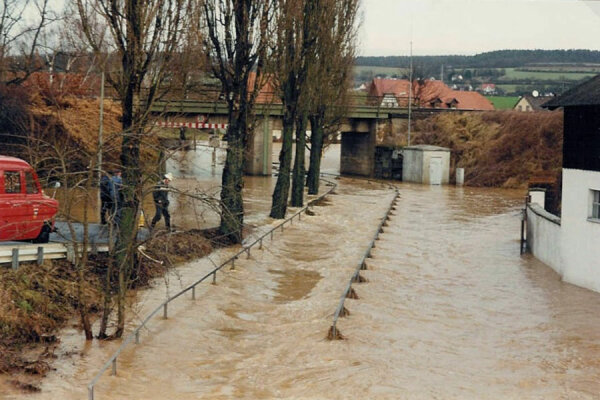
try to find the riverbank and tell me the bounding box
[0,229,214,391]
[380,111,563,189]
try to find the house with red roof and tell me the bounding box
[367,78,495,111]
[481,83,497,95]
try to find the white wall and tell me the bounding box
[402,149,423,183]
[402,149,450,184]
[560,169,600,292]
[422,151,450,184]
[526,204,562,275]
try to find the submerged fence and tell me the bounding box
[328,186,400,340]
[87,178,337,400]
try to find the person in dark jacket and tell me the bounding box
[150,173,173,230]
[99,172,115,224]
[111,170,124,225]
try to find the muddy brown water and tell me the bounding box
[3,146,600,398]
[54,142,339,230]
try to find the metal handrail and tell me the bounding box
[328,185,399,340]
[87,177,337,400]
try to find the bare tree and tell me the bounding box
[306,0,359,194]
[202,0,275,243]
[0,0,58,85]
[269,0,315,218]
[76,0,196,338]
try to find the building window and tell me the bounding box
[591,189,600,220]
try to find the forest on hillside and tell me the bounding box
[356,50,600,96]
[357,50,600,71]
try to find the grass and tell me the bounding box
[354,65,409,78]
[499,67,596,81]
[487,96,519,110]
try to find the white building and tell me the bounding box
[402,145,451,185]
[527,76,600,292]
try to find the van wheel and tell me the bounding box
[33,224,51,244]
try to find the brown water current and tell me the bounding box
[3,150,600,398]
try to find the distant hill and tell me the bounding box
[356,50,600,69]
[355,50,600,96]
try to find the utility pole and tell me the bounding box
[408,41,413,147]
[98,71,105,221]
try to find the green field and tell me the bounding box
[487,96,519,110]
[498,67,596,81]
[354,65,409,78]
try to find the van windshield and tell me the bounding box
[25,171,39,194]
[4,171,21,193]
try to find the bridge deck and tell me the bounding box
[150,100,410,119]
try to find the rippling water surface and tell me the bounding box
[3,146,600,399]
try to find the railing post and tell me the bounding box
[11,248,18,270]
[88,386,94,400]
[212,271,216,284]
[259,238,263,249]
[135,330,140,344]
[163,303,168,319]
[111,358,117,376]
[192,286,196,300]
[246,248,251,259]
[231,258,235,270]
[37,246,44,265]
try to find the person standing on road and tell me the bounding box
[111,170,124,225]
[151,173,173,231]
[99,171,115,224]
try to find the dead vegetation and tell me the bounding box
[0,229,216,386]
[0,260,100,380]
[409,111,563,188]
[143,230,213,268]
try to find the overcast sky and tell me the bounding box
[360,0,600,56]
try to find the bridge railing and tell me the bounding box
[87,177,337,400]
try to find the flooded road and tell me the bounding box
[3,147,600,398]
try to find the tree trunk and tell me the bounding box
[113,89,142,339]
[97,259,113,339]
[270,109,295,219]
[219,117,245,243]
[307,113,324,195]
[78,160,94,341]
[290,112,307,206]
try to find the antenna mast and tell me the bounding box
[408,41,413,146]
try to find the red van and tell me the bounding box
[0,156,59,243]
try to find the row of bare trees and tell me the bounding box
[0,0,359,340]
[269,0,359,218]
[200,0,359,231]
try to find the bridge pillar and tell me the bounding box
[340,121,377,177]
[245,116,273,176]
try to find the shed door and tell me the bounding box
[429,157,443,185]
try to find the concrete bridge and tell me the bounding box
[151,100,413,177]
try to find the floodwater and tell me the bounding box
[4,147,600,399]
[56,142,340,229]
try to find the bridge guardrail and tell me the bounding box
[87,177,337,400]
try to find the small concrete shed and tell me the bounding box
[402,145,451,185]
